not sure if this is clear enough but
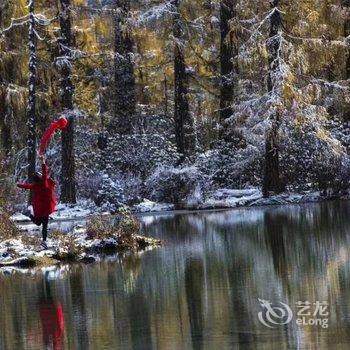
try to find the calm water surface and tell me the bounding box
[2,201,350,349]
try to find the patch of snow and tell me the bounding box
[36,250,56,258]
[11,200,99,223]
[210,188,261,199]
[134,199,175,213]
[201,188,263,209]
[187,184,204,208]
[200,189,323,210]
[52,203,92,220]
[249,192,321,207]
[10,213,31,222]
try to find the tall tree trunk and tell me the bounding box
[164,73,169,116]
[263,0,282,197]
[172,0,195,162]
[27,0,37,182]
[0,91,12,155]
[113,0,136,134]
[219,0,238,129]
[0,5,13,156]
[343,0,350,124]
[59,0,76,203]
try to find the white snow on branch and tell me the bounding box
[0,15,30,34]
[309,78,350,91]
[137,1,175,25]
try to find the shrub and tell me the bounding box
[280,127,345,192]
[51,230,83,260]
[145,165,209,204]
[107,133,180,178]
[86,215,115,240]
[196,141,263,189]
[94,173,125,212]
[117,210,140,237]
[86,210,140,242]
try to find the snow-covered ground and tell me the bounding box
[0,226,100,266]
[200,188,262,209]
[200,188,323,209]
[135,189,324,212]
[134,199,175,213]
[10,189,326,224]
[10,201,104,223]
[0,224,161,272]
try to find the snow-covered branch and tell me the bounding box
[137,1,175,26]
[0,15,30,35]
[0,12,57,36]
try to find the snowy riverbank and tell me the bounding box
[2,187,344,274]
[0,229,161,271]
[133,188,328,213]
[9,188,336,221]
[0,229,161,269]
[1,212,161,272]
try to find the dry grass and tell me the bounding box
[0,210,159,267]
[0,212,40,259]
[117,213,141,248]
[86,211,139,239]
[20,234,41,247]
[0,213,21,240]
[86,215,115,240]
[50,229,83,260]
[0,157,19,212]
[86,211,141,250]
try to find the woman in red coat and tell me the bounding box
[17,155,57,248]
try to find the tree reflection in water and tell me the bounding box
[1,202,350,349]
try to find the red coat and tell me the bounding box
[17,164,57,217]
[39,302,64,350]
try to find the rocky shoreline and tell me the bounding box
[0,213,162,271]
[0,231,161,269]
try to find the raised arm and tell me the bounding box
[17,183,36,190]
[41,155,49,186]
[42,163,48,181]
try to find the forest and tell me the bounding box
[1,0,350,211]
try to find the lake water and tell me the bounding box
[2,201,350,349]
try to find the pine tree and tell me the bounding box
[59,0,76,203]
[219,0,238,126]
[262,0,283,197]
[172,0,195,162]
[0,4,12,155]
[0,93,12,156]
[112,0,136,134]
[27,0,37,182]
[343,0,350,124]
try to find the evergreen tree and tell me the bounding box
[343,0,350,124]
[219,0,238,126]
[112,0,136,134]
[27,0,37,182]
[59,0,76,203]
[172,0,195,162]
[0,2,12,157]
[262,0,283,197]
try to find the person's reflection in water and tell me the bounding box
[185,257,204,350]
[39,272,64,350]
